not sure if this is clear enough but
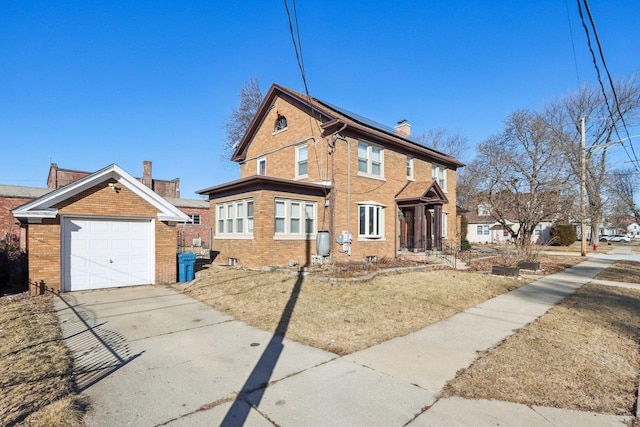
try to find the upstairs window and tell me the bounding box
[432,164,447,191]
[274,115,288,132]
[358,141,383,178]
[257,157,266,175]
[187,214,201,225]
[296,145,308,178]
[406,156,414,179]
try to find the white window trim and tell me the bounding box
[215,199,254,240]
[356,201,386,241]
[273,198,317,240]
[295,144,309,179]
[187,214,201,225]
[357,141,385,180]
[432,164,447,192]
[272,116,288,135]
[257,157,266,175]
[406,156,414,181]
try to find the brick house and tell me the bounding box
[198,84,464,267]
[12,164,189,294]
[0,185,51,250]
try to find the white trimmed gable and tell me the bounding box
[12,164,189,223]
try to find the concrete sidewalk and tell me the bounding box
[55,255,637,426]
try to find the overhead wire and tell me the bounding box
[581,0,640,171]
[577,0,640,172]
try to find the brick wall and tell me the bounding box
[175,206,211,249]
[28,179,179,293]
[229,93,460,267]
[211,190,327,267]
[0,196,32,242]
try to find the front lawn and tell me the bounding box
[0,294,85,426]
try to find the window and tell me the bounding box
[305,204,314,233]
[226,204,233,233]
[215,199,254,238]
[247,201,254,233]
[358,141,383,177]
[274,115,288,132]
[236,203,244,233]
[296,145,308,177]
[358,203,384,238]
[275,200,286,233]
[534,224,543,236]
[274,198,316,237]
[476,225,490,236]
[258,157,266,175]
[432,164,447,190]
[406,156,414,179]
[187,214,201,225]
[217,205,224,233]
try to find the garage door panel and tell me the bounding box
[64,218,153,292]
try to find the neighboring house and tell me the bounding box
[0,185,51,250]
[197,83,464,267]
[0,160,211,250]
[48,160,181,197]
[465,203,552,244]
[169,197,211,250]
[627,221,640,238]
[12,164,189,295]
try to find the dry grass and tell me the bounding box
[595,260,640,284]
[441,283,640,416]
[186,267,527,355]
[0,294,85,426]
[466,253,583,275]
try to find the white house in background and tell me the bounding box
[628,222,640,238]
[465,203,552,244]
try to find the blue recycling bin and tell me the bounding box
[178,253,197,282]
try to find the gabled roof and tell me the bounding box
[231,83,465,169]
[12,164,189,223]
[395,181,449,204]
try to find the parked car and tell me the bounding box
[598,235,611,242]
[610,234,631,242]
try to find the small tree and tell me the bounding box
[550,223,577,246]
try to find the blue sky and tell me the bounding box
[1,1,639,198]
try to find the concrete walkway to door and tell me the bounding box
[54,250,637,426]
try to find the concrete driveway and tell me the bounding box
[54,285,432,426]
[54,254,635,426]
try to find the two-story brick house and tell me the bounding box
[198,84,464,267]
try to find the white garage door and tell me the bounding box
[63,218,154,291]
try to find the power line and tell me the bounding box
[581,0,640,171]
[564,0,581,85]
[577,0,640,172]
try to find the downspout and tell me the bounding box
[328,122,348,257]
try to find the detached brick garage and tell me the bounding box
[12,164,189,294]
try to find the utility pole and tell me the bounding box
[580,117,587,257]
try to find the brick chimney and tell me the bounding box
[142,160,152,189]
[394,119,411,137]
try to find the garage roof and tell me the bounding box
[12,164,189,223]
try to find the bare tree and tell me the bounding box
[414,128,468,160]
[608,168,640,220]
[222,77,263,160]
[545,75,640,241]
[474,110,570,249]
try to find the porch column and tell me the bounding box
[415,204,425,251]
[434,204,442,250]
